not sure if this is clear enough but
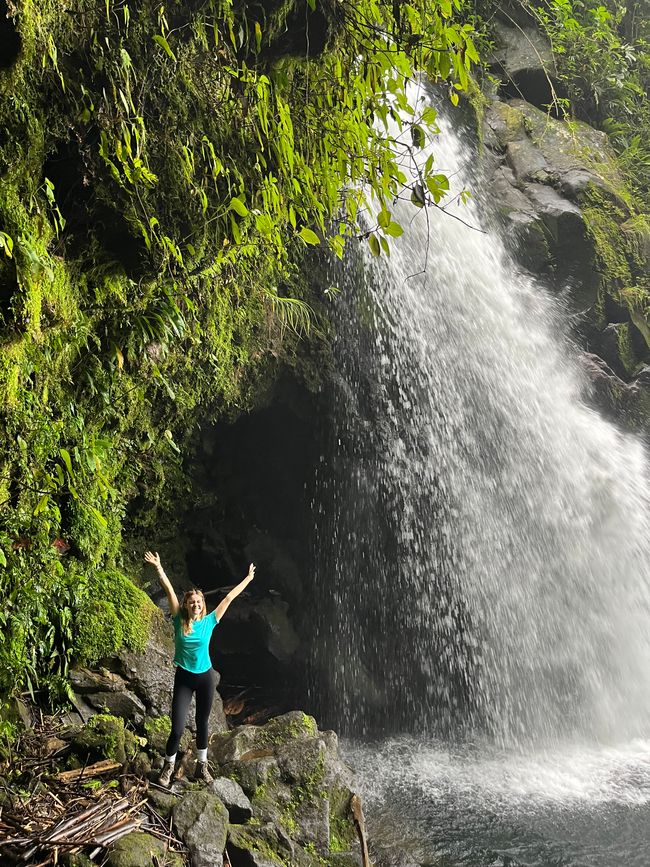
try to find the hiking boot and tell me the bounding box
[157,760,175,787]
[193,761,214,783]
[172,751,191,781]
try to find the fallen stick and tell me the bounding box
[55,760,121,782]
[351,794,371,867]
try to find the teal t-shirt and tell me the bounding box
[172,609,219,673]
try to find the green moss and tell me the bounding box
[144,714,172,753]
[257,712,319,747]
[74,570,155,666]
[328,786,356,855]
[73,713,129,764]
[228,826,286,866]
[581,184,650,348]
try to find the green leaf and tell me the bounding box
[411,124,425,148]
[152,34,176,61]
[229,197,249,217]
[377,208,391,229]
[59,448,73,476]
[384,221,403,238]
[379,236,391,257]
[0,549,7,568]
[421,106,438,126]
[299,227,321,245]
[368,234,381,257]
[34,494,50,516]
[88,505,108,528]
[256,214,274,235]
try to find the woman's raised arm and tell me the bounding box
[144,550,180,617]
[215,563,256,621]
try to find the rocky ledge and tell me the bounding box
[0,612,367,867]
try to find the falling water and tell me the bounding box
[311,97,650,753]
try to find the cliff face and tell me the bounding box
[0,0,481,722]
[477,6,650,430]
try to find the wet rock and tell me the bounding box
[209,776,253,822]
[173,788,229,867]
[250,597,300,663]
[595,323,631,379]
[71,714,138,765]
[85,689,147,726]
[491,22,561,111]
[481,97,630,309]
[112,613,175,716]
[70,667,127,694]
[107,830,182,867]
[147,787,179,817]
[227,822,300,867]
[214,712,358,860]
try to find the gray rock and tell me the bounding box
[595,323,631,379]
[633,365,650,388]
[113,613,175,716]
[250,597,300,663]
[173,788,229,867]
[70,667,127,695]
[493,22,555,80]
[506,139,548,183]
[85,689,147,725]
[227,823,298,866]
[107,831,181,867]
[147,787,179,817]
[209,776,253,822]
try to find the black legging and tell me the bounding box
[165,666,216,755]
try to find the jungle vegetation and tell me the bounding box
[0,0,478,724]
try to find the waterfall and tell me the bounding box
[311,96,650,750]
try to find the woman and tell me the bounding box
[144,550,255,786]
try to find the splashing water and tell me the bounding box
[311,98,650,750]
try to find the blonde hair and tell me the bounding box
[180,588,207,635]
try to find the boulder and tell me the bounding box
[173,788,229,867]
[213,712,358,860]
[147,787,179,818]
[491,22,560,111]
[71,714,138,765]
[227,822,308,867]
[250,597,300,663]
[85,689,147,726]
[70,667,127,695]
[112,612,176,716]
[107,831,182,867]
[209,776,253,822]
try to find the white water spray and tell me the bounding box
[312,98,650,750]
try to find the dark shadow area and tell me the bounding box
[500,70,567,117]
[43,138,149,274]
[0,254,17,320]
[183,372,322,716]
[0,0,21,69]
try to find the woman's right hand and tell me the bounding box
[144,550,161,569]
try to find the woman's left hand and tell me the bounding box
[247,563,256,581]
